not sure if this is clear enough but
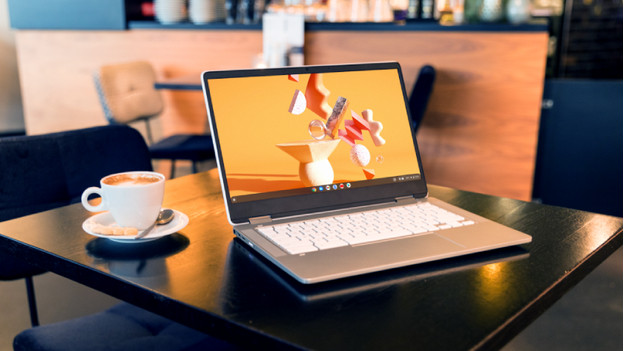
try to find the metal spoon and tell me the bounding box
[134,208,175,240]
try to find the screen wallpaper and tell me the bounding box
[207,68,421,203]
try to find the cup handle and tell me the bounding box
[81,187,106,212]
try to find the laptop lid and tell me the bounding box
[202,62,427,224]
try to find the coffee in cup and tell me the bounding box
[102,173,162,186]
[81,171,165,230]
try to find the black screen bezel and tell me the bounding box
[202,61,428,224]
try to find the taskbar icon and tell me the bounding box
[312,183,351,193]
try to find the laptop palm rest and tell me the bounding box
[272,233,464,284]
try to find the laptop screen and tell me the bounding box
[203,62,427,223]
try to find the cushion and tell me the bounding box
[97,61,164,124]
[13,303,237,351]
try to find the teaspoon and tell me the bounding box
[134,208,175,240]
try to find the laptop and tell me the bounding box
[201,61,531,284]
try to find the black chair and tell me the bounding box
[93,60,215,178]
[532,79,623,217]
[1,125,232,350]
[408,65,436,134]
[0,124,153,327]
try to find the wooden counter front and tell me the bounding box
[14,28,547,200]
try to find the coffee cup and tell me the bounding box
[81,171,165,230]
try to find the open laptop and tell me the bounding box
[201,61,531,284]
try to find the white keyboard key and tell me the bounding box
[314,239,348,250]
[288,245,319,255]
[342,235,373,245]
[402,225,428,234]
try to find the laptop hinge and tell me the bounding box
[395,195,416,205]
[249,215,272,225]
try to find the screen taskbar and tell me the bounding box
[229,173,421,204]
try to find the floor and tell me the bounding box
[503,247,622,351]
[0,160,621,350]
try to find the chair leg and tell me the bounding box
[192,161,198,174]
[143,119,154,145]
[170,160,176,179]
[25,276,39,327]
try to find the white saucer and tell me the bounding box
[82,209,189,243]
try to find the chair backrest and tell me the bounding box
[94,61,164,125]
[0,125,153,222]
[532,79,623,217]
[408,65,436,133]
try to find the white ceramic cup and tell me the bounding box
[81,171,165,230]
[154,0,188,24]
[190,0,217,24]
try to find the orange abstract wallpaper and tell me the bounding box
[208,69,421,197]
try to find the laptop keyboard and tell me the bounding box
[256,202,475,255]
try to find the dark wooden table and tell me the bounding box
[0,169,621,350]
